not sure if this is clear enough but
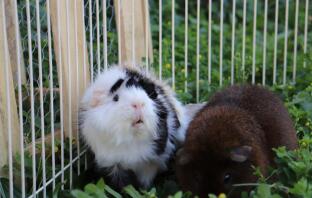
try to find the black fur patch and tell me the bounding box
[110,78,124,93]
[154,98,169,155]
[125,69,158,100]
[138,79,158,100]
[126,77,139,88]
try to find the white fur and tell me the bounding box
[80,65,188,187]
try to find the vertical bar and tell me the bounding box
[13,0,25,196]
[1,2,13,197]
[82,0,88,171]
[65,0,73,189]
[196,0,200,102]
[251,0,257,84]
[208,0,212,84]
[172,0,175,89]
[96,0,100,73]
[219,0,224,86]
[262,0,268,85]
[273,0,279,84]
[46,0,56,190]
[26,0,37,195]
[132,0,135,67]
[145,0,149,70]
[117,0,121,65]
[184,0,188,92]
[303,0,309,68]
[283,0,289,85]
[230,0,236,85]
[242,0,247,76]
[103,0,108,70]
[159,0,162,80]
[36,0,47,196]
[56,0,65,188]
[89,0,94,80]
[292,0,299,83]
[74,0,80,176]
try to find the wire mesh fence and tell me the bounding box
[0,0,311,198]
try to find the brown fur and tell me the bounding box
[175,85,298,197]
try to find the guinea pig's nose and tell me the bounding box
[131,102,144,110]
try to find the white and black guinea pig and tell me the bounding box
[79,65,188,190]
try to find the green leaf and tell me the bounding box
[123,185,143,198]
[71,190,93,198]
[104,185,122,198]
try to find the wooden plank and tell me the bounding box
[50,0,90,137]
[114,0,153,66]
[4,0,27,85]
[0,7,21,175]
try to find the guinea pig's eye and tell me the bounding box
[223,173,232,184]
[113,95,119,102]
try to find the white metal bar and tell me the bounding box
[74,0,81,176]
[28,149,87,198]
[46,0,56,190]
[159,0,162,80]
[242,0,247,76]
[89,0,94,80]
[103,0,108,70]
[219,0,224,86]
[252,0,257,84]
[36,0,47,196]
[117,0,121,65]
[273,0,279,84]
[132,0,135,67]
[13,0,25,196]
[145,0,149,70]
[303,0,309,68]
[283,0,289,85]
[1,2,13,197]
[262,0,268,85]
[230,0,236,85]
[56,0,65,189]
[184,0,188,92]
[196,0,200,102]
[26,0,37,195]
[65,0,73,189]
[82,0,88,172]
[208,0,212,84]
[85,151,88,171]
[292,0,299,83]
[172,0,175,89]
[96,0,100,73]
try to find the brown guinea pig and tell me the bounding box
[175,85,298,197]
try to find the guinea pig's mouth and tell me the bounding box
[132,118,144,127]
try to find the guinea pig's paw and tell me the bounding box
[90,90,106,108]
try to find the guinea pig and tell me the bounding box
[79,65,188,190]
[175,85,298,197]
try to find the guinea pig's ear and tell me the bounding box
[90,89,105,107]
[176,148,191,165]
[230,145,252,163]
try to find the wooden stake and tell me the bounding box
[0,8,21,175]
[50,0,90,137]
[114,0,153,67]
[4,0,27,85]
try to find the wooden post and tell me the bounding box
[114,0,153,66]
[50,0,90,137]
[0,7,21,175]
[4,0,27,85]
